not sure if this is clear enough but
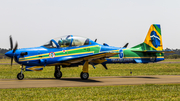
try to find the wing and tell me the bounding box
[50,52,119,66]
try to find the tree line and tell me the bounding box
[0,48,9,59]
[164,48,180,59]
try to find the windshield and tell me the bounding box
[43,35,90,48]
[43,40,57,48]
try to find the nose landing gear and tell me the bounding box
[54,65,62,79]
[17,65,24,80]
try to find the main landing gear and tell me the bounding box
[17,65,24,80]
[80,72,89,80]
[54,65,62,79]
[80,60,89,80]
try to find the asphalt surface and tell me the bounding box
[0,75,180,89]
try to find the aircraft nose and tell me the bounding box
[5,50,14,57]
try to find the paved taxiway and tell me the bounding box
[0,75,180,89]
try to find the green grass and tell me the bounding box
[0,84,180,100]
[1,59,180,100]
[0,63,180,79]
[162,59,180,62]
[0,59,12,63]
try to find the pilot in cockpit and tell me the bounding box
[58,39,71,47]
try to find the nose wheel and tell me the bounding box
[54,71,62,79]
[17,73,24,80]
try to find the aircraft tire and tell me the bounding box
[54,71,62,79]
[17,73,24,80]
[80,72,89,80]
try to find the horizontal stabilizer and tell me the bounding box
[131,50,174,53]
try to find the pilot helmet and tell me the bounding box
[58,40,63,45]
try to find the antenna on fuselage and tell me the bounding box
[123,43,129,48]
[94,39,97,42]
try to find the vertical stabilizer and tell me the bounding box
[132,24,163,51]
[144,24,163,51]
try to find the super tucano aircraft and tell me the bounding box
[5,24,169,80]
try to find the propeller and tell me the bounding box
[9,36,18,66]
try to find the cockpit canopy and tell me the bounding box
[43,35,90,48]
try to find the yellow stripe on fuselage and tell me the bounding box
[19,51,94,61]
[19,45,99,61]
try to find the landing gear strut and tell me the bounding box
[54,65,62,79]
[17,65,24,80]
[80,60,89,80]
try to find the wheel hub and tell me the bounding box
[82,73,88,78]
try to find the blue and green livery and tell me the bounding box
[5,24,170,80]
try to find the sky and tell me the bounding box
[0,0,180,49]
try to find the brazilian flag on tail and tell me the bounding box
[132,24,163,51]
[144,24,163,51]
[131,24,172,53]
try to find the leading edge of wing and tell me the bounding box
[57,52,119,63]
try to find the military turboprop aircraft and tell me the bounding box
[5,24,168,80]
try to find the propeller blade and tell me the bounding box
[11,58,13,66]
[13,42,18,53]
[8,36,18,67]
[10,36,13,50]
[123,43,129,48]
